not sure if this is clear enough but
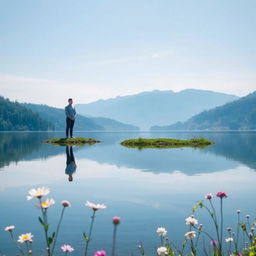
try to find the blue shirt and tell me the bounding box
[65,104,76,119]
[65,162,77,175]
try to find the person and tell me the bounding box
[65,98,76,138]
[65,146,77,182]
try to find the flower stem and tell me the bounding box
[51,206,66,255]
[26,241,29,256]
[112,225,118,256]
[219,198,223,254]
[10,231,25,256]
[39,198,51,256]
[209,200,221,249]
[84,210,96,256]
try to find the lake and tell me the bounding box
[0,131,256,256]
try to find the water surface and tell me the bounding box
[0,131,256,255]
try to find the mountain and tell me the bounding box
[23,103,103,131]
[151,91,256,130]
[0,96,54,131]
[24,103,139,131]
[76,89,238,129]
[89,117,139,130]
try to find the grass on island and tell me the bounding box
[43,137,101,146]
[120,137,213,149]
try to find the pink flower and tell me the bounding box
[210,240,218,246]
[61,244,74,252]
[94,250,106,256]
[85,201,106,211]
[216,192,228,198]
[61,200,71,207]
[112,216,121,225]
[205,193,213,200]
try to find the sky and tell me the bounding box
[0,0,255,107]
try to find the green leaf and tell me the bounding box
[44,224,49,232]
[38,217,45,226]
[240,223,247,231]
[83,232,89,241]
[48,237,53,245]
[192,204,198,213]
[181,239,187,249]
[51,232,56,240]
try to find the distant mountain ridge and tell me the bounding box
[76,89,239,129]
[24,103,139,131]
[151,91,256,130]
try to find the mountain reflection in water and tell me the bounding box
[0,131,256,173]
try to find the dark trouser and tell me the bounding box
[66,118,75,138]
[66,146,75,164]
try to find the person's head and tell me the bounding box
[68,98,73,105]
[68,175,73,182]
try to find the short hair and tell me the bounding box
[68,98,72,101]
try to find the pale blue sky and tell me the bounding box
[0,0,255,107]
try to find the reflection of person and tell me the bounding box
[65,146,77,182]
[65,98,76,138]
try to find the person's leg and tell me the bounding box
[70,120,75,137]
[66,118,71,138]
[66,146,71,164]
[70,146,75,162]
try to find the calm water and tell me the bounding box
[0,131,256,256]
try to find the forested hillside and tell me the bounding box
[151,91,256,130]
[0,97,54,131]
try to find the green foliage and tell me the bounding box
[48,232,55,245]
[0,96,54,131]
[192,201,203,214]
[83,232,89,241]
[121,137,213,149]
[44,137,101,146]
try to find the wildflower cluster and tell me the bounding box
[4,188,256,256]
[4,186,121,256]
[140,191,256,256]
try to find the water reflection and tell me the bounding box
[65,146,77,182]
[0,132,45,168]
[1,132,256,255]
[0,131,256,173]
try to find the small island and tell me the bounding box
[120,137,213,149]
[43,137,101,146]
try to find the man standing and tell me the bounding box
[65,98,76,138]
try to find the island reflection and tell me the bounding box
[0,131,256,174]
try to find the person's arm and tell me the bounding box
[65,106,73,119]
[73,107,76,119]
[65,106,68,117]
